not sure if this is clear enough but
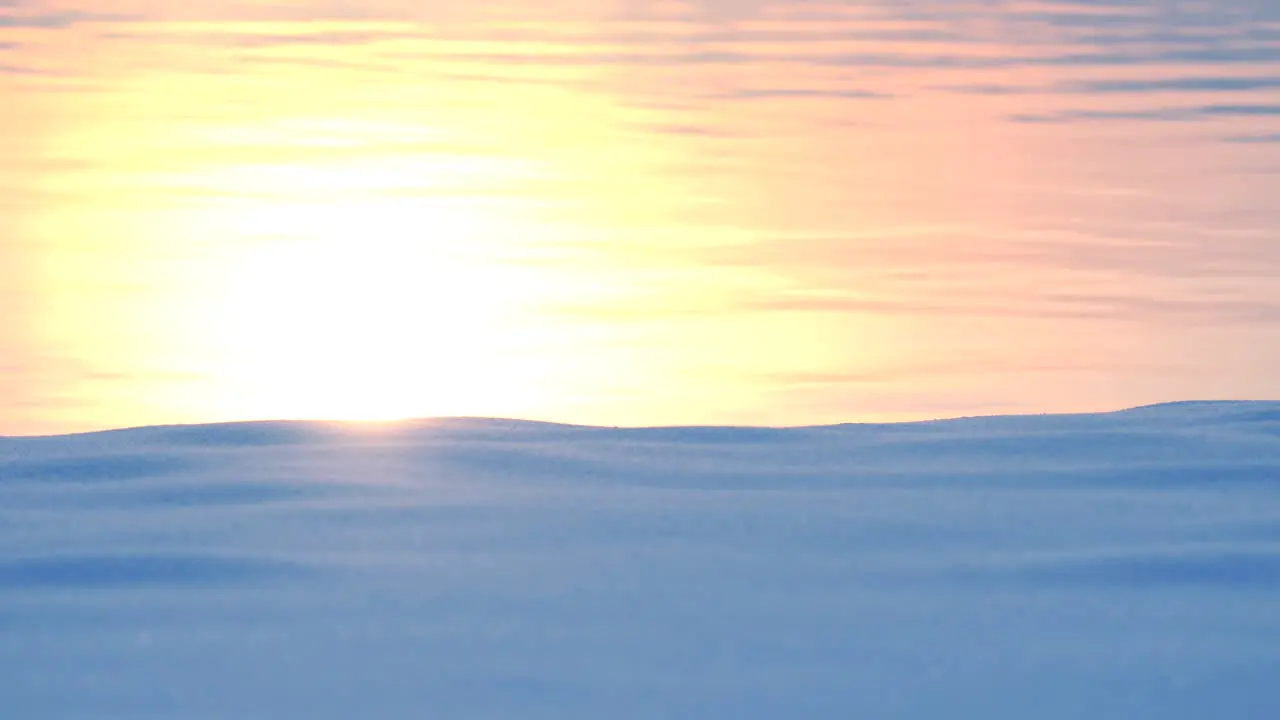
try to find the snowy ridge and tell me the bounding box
[2,402,1279,718]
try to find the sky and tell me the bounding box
[2,0,1279,435]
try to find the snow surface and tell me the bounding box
[3,401,1279,719]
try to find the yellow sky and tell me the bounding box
[3,3,1280,434]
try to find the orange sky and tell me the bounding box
[3,1,1280,434]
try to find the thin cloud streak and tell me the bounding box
[0,11,133,28]
[1012,104,1280,123]
[944,76,1280,96]
[711,88,893,100]
[739,292,1280,325]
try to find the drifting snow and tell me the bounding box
[2,401,1279,718]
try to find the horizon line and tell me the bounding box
[4,399,1278,441]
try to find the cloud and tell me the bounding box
[435,42,1277,75]
[740,291,1280,325]
[1012,103,1280,123]
[641,123,736,138]
[0,62,42,74]
[541,226,1280,328]
[766,357,1163,387]
[1012,108,1198,123]
[699,231,1254,275]
[711,88,893,101]
[689,231,1280,299]
[1227,133,1280,143]
[942,76,1280,97]
[67,0,1273,79]
[7,0,1268,99]
[935,83,1032,95]
[1201,103,1280,116]
[0,10,133,28]
[421,49,758,68]
[815,45,1280,71]
[101,27,426,49]
[1044,292,1280,325]
[1067,76,1280,94]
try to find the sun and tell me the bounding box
[200,193,525,423]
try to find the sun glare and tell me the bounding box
[199,193,529,423]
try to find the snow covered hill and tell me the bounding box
[3,402,1279,719]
